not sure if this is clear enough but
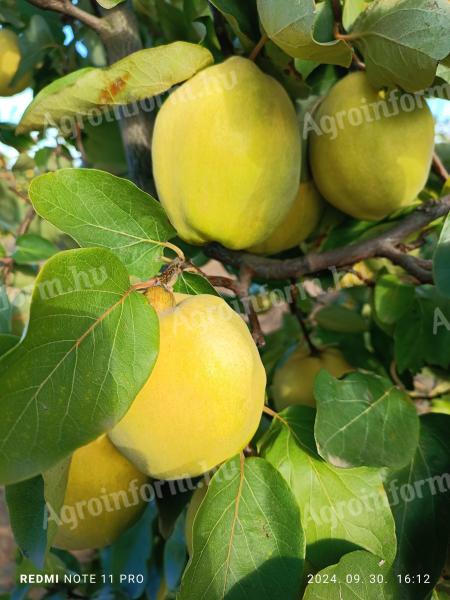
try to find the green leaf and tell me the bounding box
[13,234,58,265]
[17,42,213,133]
[0,248,159,485]
[303,550,399,599]
[342,0,368,31]
[0,333,19,356]
[314,371,420,469]
[259,406,396,569]
[102,502,157,599]
[178,456,305,600]
[315,304,368,333]
[374,275,415,327]
[164,512,187,593]
[5,476,47,568]
[434,212,450,298]
[257,0,352,66]
[29,169,176,279]
[209,0,259,49]
[173,272,218,296]
[350,0,450,92]
[385,414,450,600]
[395,285,450,373]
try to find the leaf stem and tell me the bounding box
[249,34,269,62]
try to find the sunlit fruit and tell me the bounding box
[52,435,148,550]
[248,180,323,255]
[273,346,352,409]
[110,294,266,480]
[309,72,435,221]
[152,56,301,249]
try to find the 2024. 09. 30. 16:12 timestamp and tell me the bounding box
[306,572,431,585]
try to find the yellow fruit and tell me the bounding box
[273,347,352,410]
[146,285,176,312]
[0,29,29,96]
[52,435,147,551]
[309,72,435,221]
[152,56,301,249]
[185,483,208,555]
[340,261,374,288]
[248,180,323,255]
[110,294,266,480]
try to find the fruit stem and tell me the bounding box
[433,151,449,183]
[249,34,269,62]
[289,280,320,356]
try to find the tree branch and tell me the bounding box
[205,196,450,283]
[26,0,108,35]
[433,151,450,183]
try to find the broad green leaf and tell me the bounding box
[0,248,159,485]
[5,476,47,568]
[434,212,450,298]
[0,333,19,356]
[29,169,176,279]
[314,371,419,469]
[342,0,368,31]
[395,285,450,373]
[173,272,218,296]
[17,42,213,133]
[303,550,399,599]
[13,234,58,265]
[209,0,258,49]
[257,0,352,66]
[385,414,450,600]
[164,512,187,593]
[178,456,305,600]
[433,590,450,599]
[259,407,396,569]
[315,304,367,333]
[102,502,157,599]
[350,0,450,92]
[374,275,415,327]
[6,457,70,569]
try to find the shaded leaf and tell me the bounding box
[257,0,352,66]
[17,42,213,133]
[164,511,187,593]
[0,333,19,356]
[259,406,396,569]
[374,275,415,327]
[350,0,450,92]
[178,456,305,600]
[13,234,58,265]
[385,414,450,600]
[0,248,159,485]
[315,304,367,333]
[395,285,450,373]
[29,169,175,279]
[209,0,259,49]
[314,371,420,468]
[434,212,450,298]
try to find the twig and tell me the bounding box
[249,34,269,62]
[433,151,449,183]
[239,266,265,348]
[26,0,108,35]
[205,196,450,283]
[289,280,319,355]
[17,206,36,237]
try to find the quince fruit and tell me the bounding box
[249,180,323,255]
[309,72,435,221]
[152,56,301,249]
[273,347,352,410]
[110,294,266,480]
[0,29,30,96]
[52,435,147,550]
